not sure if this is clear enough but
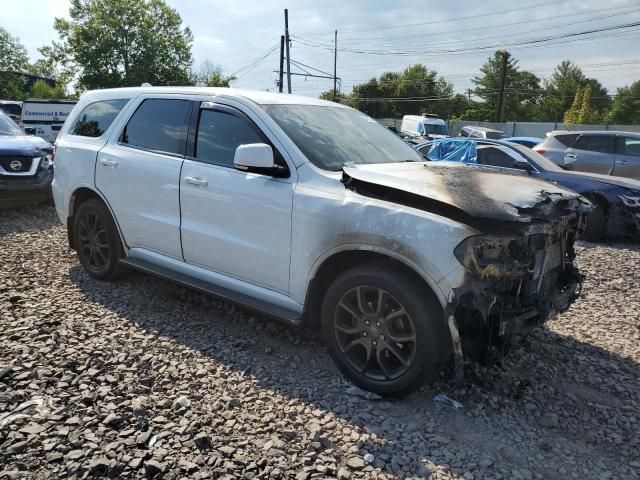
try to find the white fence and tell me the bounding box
[377,118,640,138]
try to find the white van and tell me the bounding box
[20,99,77,143]
[400,114,449,139]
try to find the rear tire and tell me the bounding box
[579,201,606,242]
[321,263,446,396]
[73,199,126,280]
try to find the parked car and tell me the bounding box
[416,138,640,241]
[20,98,77,143]
[534,131,640,180]
[458,125,504,139]
[400,114,449,140]
[53,87,590,395]
[0,110,54,209]
[0,100,23,123]
[503,136,542,148]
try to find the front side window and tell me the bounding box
[477,146,517,168]
[264,105,423,171]
[121,99,192,155]
[572,135,613,154]
[71,99,128,137]
[195,109,264,167]
[616,136,640,157]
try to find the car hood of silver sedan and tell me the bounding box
[342,162,592,226]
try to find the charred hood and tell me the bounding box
[342,163,591,230]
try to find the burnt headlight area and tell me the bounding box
[454,235,532,277]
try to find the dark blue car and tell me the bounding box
[0,110,54,209]
[415,138,640,241]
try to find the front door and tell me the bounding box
[179,103,294,293]
[564,134,615,175]
[96,97,193,259]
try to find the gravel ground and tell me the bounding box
[1,205,639,480]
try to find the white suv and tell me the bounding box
[53,87,589,395]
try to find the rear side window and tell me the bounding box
[616,137,640,157]
[572,135,614,154]
[554,133,579,147]
[195,109,263,167]
[121,99,192,154]
[71,99,128,137]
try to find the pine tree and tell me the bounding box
[563,86,583,124]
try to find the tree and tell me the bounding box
[539,61,610,122]
[46,0,194,90]
[192,60,236,87]
[471,51,541,121]
[0,27,29,71]
[563,85,584,124]
[347,64,456,119]
[0,27,30,100]
[606,81,640,125]
[577,84,599,124]
[319,90,350,103]
[28,80,66,99]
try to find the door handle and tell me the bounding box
[184,176,208,187]
[565,154,576,159]
[617,160,630,166]
[99,158,118,168]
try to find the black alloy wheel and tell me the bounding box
[333,286,417,381]
[73,199,126,280]
[321,263,446,396]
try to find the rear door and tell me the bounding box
[613,135,640,179]
[96,96,193,259]
[564,134,615,174]
[179,102,294,293]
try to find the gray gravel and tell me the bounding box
[1,205,639,480]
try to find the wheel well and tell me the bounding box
[302,250,440,330]
[584,192,609,215]
[66,188,106,250]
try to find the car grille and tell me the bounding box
[531,242,563,293]
[0,156,36,174]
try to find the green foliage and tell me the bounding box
[563,84,599,124]
[0,27,29,71]
[28,80,66,99]
[192,60,236,87]
[606,81,640,125]
[46,0,194,90]
[471,51,541,121]
[319,90,349,103]
[347,64,456,118]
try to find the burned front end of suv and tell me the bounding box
[450,213,585,361]
[342,163,591,368]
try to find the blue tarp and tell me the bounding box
[424,139,477,163]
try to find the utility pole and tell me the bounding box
[333,30,338,101]
[466,88,472,102]
[496,50,510,123]
[284,9,292,94]
[278,35,285,93]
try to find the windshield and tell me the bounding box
[263,104,424,170]
[424,124,448,135]
[0,112,23,136]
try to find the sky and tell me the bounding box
[3,0,640,99]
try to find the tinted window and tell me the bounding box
[121,99,191,154]
[0,104,21,117]
[477,146,517,168]
[554,133,579,147]
[195,109,264,167]
[616,136,640,157]
[572,135,613,154]
[71,99,128,137]
[459,128,469,137]
[485,131,505,140]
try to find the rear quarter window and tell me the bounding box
[71,99,129,137]
[554,133,580,147]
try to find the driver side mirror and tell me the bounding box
[23,127,36,136]
[513,159,533,172]
[234,143,287,177]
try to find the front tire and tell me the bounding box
[579,201,606,242]
[321,263,446,396]
[73,199,125,280]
